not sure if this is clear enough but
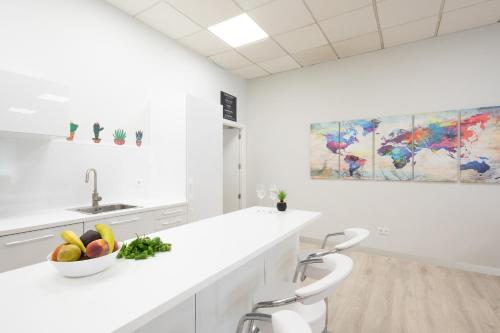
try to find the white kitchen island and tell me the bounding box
[0,207,320,333]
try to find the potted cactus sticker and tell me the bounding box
[92,123,104,143]
[135,130,143,147]
[113,129,126,145]
[66,122,79,141]
[277,190,287,212]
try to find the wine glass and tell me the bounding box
[256,184,267,211]
[268,184,278,212]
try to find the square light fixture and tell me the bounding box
[208,14,268,48]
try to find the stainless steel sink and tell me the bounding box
[71,204,138,215]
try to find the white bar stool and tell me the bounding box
[250,253,353,333]
[236,310,312,333]
[295,228,369,282]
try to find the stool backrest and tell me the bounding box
[272,310,312,333]
[335,228,369,251]
[295,253,353,305]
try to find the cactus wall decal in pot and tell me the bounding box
[66,122,79,141]
[277,190,287,212]
[92,123,104,143]
[135,130,143,147]
[113,129,126,145]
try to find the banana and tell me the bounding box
[60,230,86,254]
[95,224,115,254]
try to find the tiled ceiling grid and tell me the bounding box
[106,0,500,79]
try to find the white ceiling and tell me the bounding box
[106,0,500,79]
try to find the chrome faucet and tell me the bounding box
[85,168,102,208]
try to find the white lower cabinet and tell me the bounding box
[151,205,187,231]
[0,223,83,273]
[0,205,186,273]
[84,212,155,242]
[83,205,187,242]
[134,296,195,333]
[196,255,265,333]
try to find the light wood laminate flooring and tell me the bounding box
[300,244,500,333]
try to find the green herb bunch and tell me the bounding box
[277,190,287,202]
[117,235,172,260]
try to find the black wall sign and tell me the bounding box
[220,91,237,122]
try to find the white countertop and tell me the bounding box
[0,207,320,333]
[0,199,186,237]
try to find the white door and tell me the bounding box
[223,127,241,213]
[186,95,222,222]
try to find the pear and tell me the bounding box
[57,244,82,262]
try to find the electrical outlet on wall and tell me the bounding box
[377,227,390,236]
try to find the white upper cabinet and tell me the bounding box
[0,70,69,138]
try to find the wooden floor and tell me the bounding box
[301,244,500,333]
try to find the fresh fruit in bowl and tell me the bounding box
[48,224,120,277]
[80,230,101,247]
[86,239,109,259]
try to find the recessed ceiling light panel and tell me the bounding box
[37,94,70,103]
[208,14,268,48]
[8,107,37,114]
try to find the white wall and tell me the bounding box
[0,0,246,215]
[246,24,500,272]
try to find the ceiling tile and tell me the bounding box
[237,38,286,63]
[137,2,201,39]
[248,0,315,35]
[377,0,442,29]
[383,16,438,47]
[439,0,500,35]
[305,0,372,21]
[209,50,253,70]
[179,30,230,56]
[165,0,242,27]
[293,45,337,66]
[234,0,275,10]
[444,0,490,12]
[232,65,269,79]
[333,32,381,58]
[106,0,160,16]
[258,55,301,73]
[319,6,378,43]
[275,24,328,53]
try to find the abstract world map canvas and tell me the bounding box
[460,107,500,183]
[375,115,413,181]
[310,122,340,179]
[339,119,379,179]
[309,105,499,184]
[413,110,459,182]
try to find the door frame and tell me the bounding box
[222,119,246,210]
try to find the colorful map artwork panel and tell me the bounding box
[339,119,379,179]
[310,122,340,179]
[374,115,413,181]
[460,106,500,183]
[413,110,459,182]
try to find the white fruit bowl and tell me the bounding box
[47,243,121,278]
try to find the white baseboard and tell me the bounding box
[300,236,500,277]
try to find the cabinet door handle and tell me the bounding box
[110,218,139,225]
[5,234,55,247]
[162,209,184,216]
[161,218,184,226]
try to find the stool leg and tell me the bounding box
[323,297,329,333]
